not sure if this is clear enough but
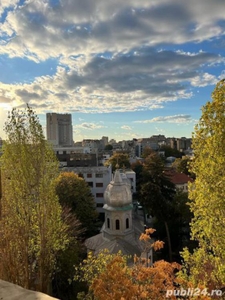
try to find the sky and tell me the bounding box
[0,0,224,142]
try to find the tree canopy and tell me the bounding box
[55,172,98,237]
[140,152,176,261]
[160,145,183,158]
[180,79,225,289]
[104,153,130,171]
[75,229,180,300]
[104,144,113,150]
[0,106,69,292]
[172,156,195,179]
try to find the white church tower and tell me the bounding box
[103,169,134,241]
[85,167,145,257]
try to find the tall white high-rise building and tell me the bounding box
[46,113,73,146]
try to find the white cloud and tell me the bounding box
[74,122,104,130]
[0,47,220,115]
[191,73,218,87]
[0,0,224,123]
[0,0,19,16]
[121,125,132,130]
[154,126,166,133]
[0,0,225,61]
[0,95,12,103]
[134,114,193,124]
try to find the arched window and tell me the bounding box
[107,218,110,229]
[116,219,120,230]
[126,218,129,229]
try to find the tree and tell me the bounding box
[180,79,225,289]
[104,153,130,171]
[160,145,183,158]
[52,207,84,300]
[140,152,176,262]
[168,191,194,260]
[141,146,155,159]
[75,229,181,300]
[131,160,144,200]
[0,106,69,293]
[172,156,195,179]
[172,157,189,174]
[55,172,98,237]
[104,144,113,150]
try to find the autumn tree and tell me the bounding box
[75,229,181,300]
[141,146,155,159]
[55,172,98,237]
[104,153,130,171]
[0,106,69,293]
[180,79,225,289]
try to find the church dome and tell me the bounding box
[104,169,132,208]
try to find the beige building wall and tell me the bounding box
[46,113,73,146]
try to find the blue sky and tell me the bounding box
[0,0,224,142]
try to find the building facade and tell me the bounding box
[61,165,112,215]
[46,113,73,147]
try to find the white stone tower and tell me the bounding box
[103,169,134,241]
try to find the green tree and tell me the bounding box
[52,207,84,300]
[172,157,188,174]
[169,192,194,259]
[180,79,225,289]
[131,160,144,200]
[172,156,195,178]
[0,106,69,293]
[104,144,113,150]
[104,153,130,171]
[55,172,98,237]
[140,152,176,262]
[160,145,183,158]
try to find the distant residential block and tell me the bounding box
[46,113,73,147]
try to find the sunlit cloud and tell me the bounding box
[0,0,224,139]
[134,114,193,124]
[121,125,132,130]
[74,122,105,130]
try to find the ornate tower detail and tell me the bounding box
[103,169,134,240]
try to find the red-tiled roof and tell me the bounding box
[165,170,193,185]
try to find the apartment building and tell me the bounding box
[62,165,112,216]
[46,113,73,146]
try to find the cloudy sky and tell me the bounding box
[0,0,224,141]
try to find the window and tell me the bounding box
[87,173,92,178]
[96,182,103,187]
[96,203,103,208]
[87,182,93,187]
[116,219,120,230]
[96,173,103,178]
[107,218,110,228]
[96,193,104,198]
[126,218,129,229]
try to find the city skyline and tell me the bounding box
[0,0,225,141]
